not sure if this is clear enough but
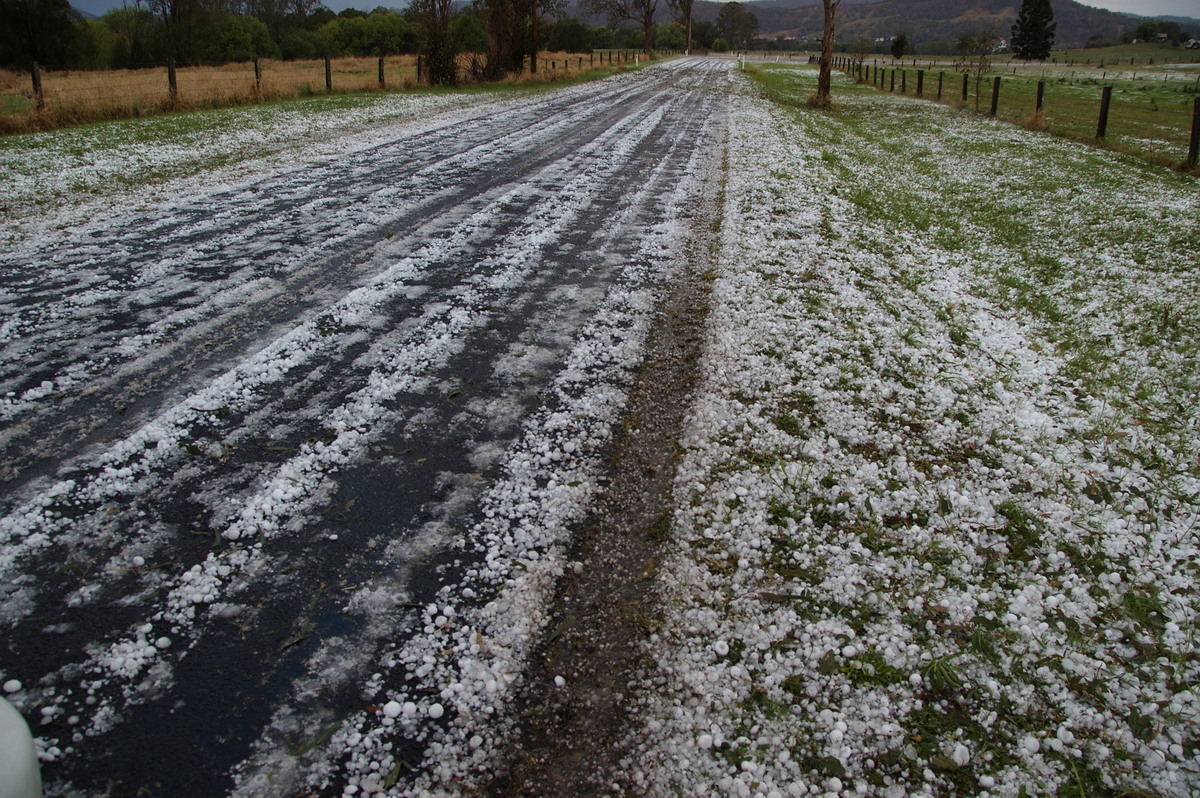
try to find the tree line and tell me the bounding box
[0,0,764,82]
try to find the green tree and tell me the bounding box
[363,12,419,54]
[479,0,528,78]
[409,0,457,84]
[715,2,757,51]
[1158,21,1184,45]
[545,16,590,52]
[280,28,322,58]
[72,18,118,68]
[590,25,613,49]
[146,0,226,65]
[323,9,417,55]
[1133,20,1158,42]
[450,13,488,54]
[102,5,161,66]
[203,15,280,63]
[0,0,80,67]
[890,31,907,60]
[666,0,694,52]
[655,20,685,50]
[710,36,727,52]
[1010,0,1055,61]
[691,19,716,49]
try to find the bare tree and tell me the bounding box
[852,35,872,79]
[585,0,659,52]
[958,30,997,111]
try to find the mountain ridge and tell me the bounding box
[687,0,1199,47]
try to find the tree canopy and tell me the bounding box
[715,2,758,51]
[1010,0,1055,61]
[0,0,626,75]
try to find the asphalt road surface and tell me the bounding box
[0,58,732,795]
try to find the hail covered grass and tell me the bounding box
[626,67,1200,797]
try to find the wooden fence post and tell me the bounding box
[378,56,385,87]
[917,69,924,97]
[167,58,177,104]
[990,76,1001,116]
[254,58,262,93]
[961,72,968,102]
[890,70,895,91]
[901,70,906,93]
[1187,96,1199,167]
[937,71,943,101]
[1036,80,1044,112]
[1097,85,1113,139]
[324,56,332,91]
[417,55,422,82]
[30,61,44,111]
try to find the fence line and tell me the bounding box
[833,56,1200,169]
[1,50,620,132]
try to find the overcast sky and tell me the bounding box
[1084,0,1200,16]
[70,0,1200,22]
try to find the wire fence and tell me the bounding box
[0,51,616,134]
[832,56,1200,169]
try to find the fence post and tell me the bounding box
[417,55,422,82]
[917,69,924,97]
[167,58,178,104]
[1187,96,1199,167]
[254,58,262,93]
[961,72,968,102]
[29,61,44,111]
[1036,80,1044,112]
[1097,85,1113,139]
[890,70,895,91]
[937,71,943,101]
[990,76,1001,116]
[901,70,906,93]
[378,56,385,87]
[325,56,332,91]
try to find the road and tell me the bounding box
[0,58,732,795]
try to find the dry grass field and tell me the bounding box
[0,51,613,134]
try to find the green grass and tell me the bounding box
[808,55,1200,170]
[1047,42,1200,66]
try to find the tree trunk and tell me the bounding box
[530,0,538,74]
[816,0,839,105]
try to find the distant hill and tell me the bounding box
[682,0,1200,48]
